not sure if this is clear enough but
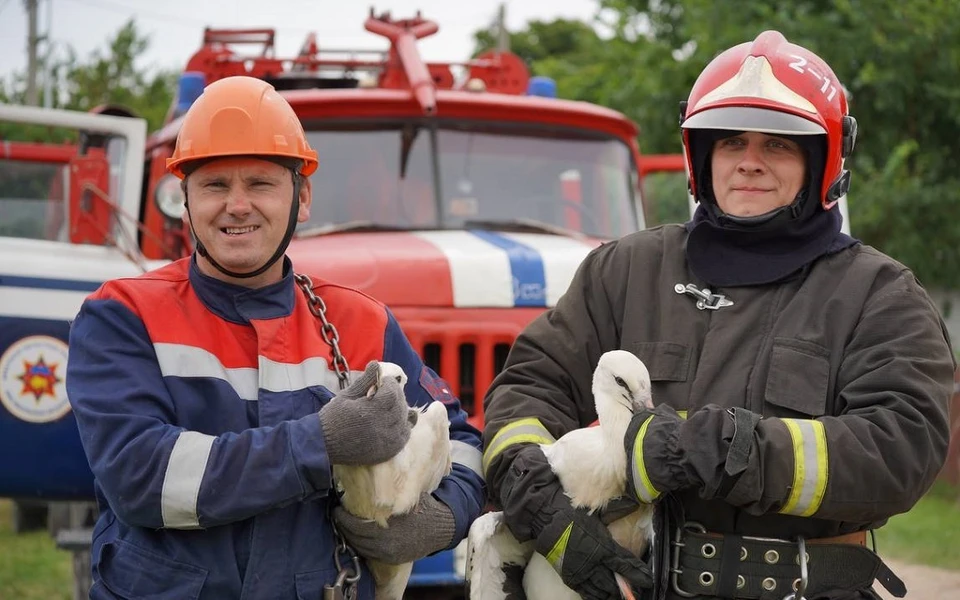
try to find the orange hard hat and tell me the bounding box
[166,76,318,179]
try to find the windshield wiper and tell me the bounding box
[462,218,590,240]
[295,220,414,238]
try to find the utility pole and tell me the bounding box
[25,0,40,106]
[43,0,54,108]
[497,3,509,52]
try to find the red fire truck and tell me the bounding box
[0,10,689,594]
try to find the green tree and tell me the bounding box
[1,20,175,139]
[472,19,615,102]
[60,20,176,131]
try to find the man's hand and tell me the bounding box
[500,445,652,600]
[333,492,455,564]
[319,361,411,465]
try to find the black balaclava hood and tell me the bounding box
[684,130,857,287]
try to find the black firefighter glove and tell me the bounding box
[500,444,653,600]
[624,403,761,503]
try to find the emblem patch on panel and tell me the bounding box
[0,335,72,423]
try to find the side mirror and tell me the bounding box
[68,150,113,245]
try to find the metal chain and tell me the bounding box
[294,273,351,390]
[293,273,359,599]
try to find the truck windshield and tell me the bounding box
[299,123,637,239]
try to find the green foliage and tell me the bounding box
[0,20,176,137]
[876,482,960,570]
[475,0,960,288]
[0,501,72,600]
[473,19,612,102]
[641,170,690,227]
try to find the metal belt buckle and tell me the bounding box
[670,521,705,598]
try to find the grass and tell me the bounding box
[0,486,958,595]
[874,482,960,570]
[0,501,72,599]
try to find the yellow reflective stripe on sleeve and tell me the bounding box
[630,415,661,503]
[482,418,556,477]
[546,522,573,570]
[677,410,688,419]
[779,418,829,517]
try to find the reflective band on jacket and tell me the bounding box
[451,440,483,476]
[546,522,573,571]
[161,430,215,528]
[779,418,829,517]
[482,417,556,477]
[630,414,661,503]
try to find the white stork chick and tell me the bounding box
[333,361,453,600]
[467,350,655,600]
[466,511,535,599]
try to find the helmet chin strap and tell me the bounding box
[708,188,808,231]
[184,170,302,280]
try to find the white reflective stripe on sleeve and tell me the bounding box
[779,418,828,517]
[161,430,215,529]
[154,343,259,400]
[450,440,483,477]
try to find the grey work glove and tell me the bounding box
[333,492,456,564]
[319,361,411,466]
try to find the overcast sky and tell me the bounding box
[0,0,602,81]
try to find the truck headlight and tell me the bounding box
[155,174,186,220]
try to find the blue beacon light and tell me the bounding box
[526,76,558,98]
[174,72,206,118]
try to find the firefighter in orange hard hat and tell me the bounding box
[166,75,319,282]
[66,76,484,599]
[482,31,953,600]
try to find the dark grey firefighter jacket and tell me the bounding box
[483,223,954,551]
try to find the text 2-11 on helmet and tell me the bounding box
[679,30,857,210]
[166,76,319,179]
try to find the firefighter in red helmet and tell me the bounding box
[483,31,954,600]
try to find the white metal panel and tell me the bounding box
[0,104,148,255]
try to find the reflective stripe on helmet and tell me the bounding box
[682,106,826,135]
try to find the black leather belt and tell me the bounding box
[670,523,906,599]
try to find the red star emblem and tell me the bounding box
[17,356,62,402]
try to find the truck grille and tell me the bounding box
[420,342,511,418]
[398,315,531,429]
